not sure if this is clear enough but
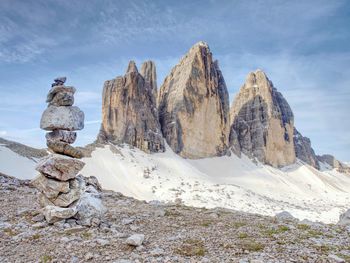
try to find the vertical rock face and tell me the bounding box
[98,61,165,153]
[140,61,157,102]
[230,70,295,167]
[293,128,320,169]
[158,41,230,158]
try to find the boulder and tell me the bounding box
[46,130,77,144]
[31,173,70,199]
[293,128,320,169]
[46,86,75,106]
[98,61,164,153]
[338,209,350,226]
[47,140,83,158]
[275,211,296,221]
[84,176,102,191]
[40,106,84,131]
[140,60,157,102]
[42,205,77,224]
[158,42,230,158]
[75,191,106,226]
[35,154,85,181]
[229,70,295,167]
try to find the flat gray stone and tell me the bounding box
[40,106,84,131]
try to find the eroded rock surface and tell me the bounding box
[35,155,85,181]
[140,60,157,102]
[229,70,295,167]
[98,61,164,153]
[293,128,320,169]
[158,42,229,158]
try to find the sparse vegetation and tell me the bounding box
[175,239,206,256]
[40,254,52,263]
[240,240,265,252]
[238,232,248,239]
[297,224,311,230]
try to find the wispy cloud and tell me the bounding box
[0,0,349,160]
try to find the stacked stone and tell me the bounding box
[32,77,104,225]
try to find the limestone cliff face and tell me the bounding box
[158,42,230,158]
[293,128,320,169]
[140,61,157,102]
[98,61,164,153]
[230,70,295,167]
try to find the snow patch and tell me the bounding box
[0,146,38,179]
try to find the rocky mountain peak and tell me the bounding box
[229,70,295,167]
[98,61,164,153]
[158,42,229,158]
[126,60,138,74]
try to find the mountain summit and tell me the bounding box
[229,70,295,167]
[98,61,164,153]
[158,42,230,158]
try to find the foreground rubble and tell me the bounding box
[0,174,349,263]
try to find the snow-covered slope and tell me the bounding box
[0,146,39,179]
[1,140,349,223]
[81,144,350,224]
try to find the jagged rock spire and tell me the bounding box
[126,60,138,73]
[158,41,229,158]
[229,70,295,167]
[140,60,157,101]
[98,61,164,153]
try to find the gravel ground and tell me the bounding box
[0,174,349,263]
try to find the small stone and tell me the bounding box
[125,234,145,246]
[84,252,94,261]
[42,205,77,224]
[46,130,77,144]
[40,105,84,131]
[31,214,45,222]
[32,222,48,229]
[47,86,75,106]
[122,218,134,225]
[51,77,67,87]
[95,238,110,246]
[35,154,85,181]
[47,140,83,158]
[31,173,70,199]
[150,247,164,256]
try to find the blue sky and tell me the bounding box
[0,0,349,161]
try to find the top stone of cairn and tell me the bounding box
[52,77,67,87]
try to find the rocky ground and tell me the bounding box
[0,173,349,263]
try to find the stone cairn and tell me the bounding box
[31,77,105,226]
